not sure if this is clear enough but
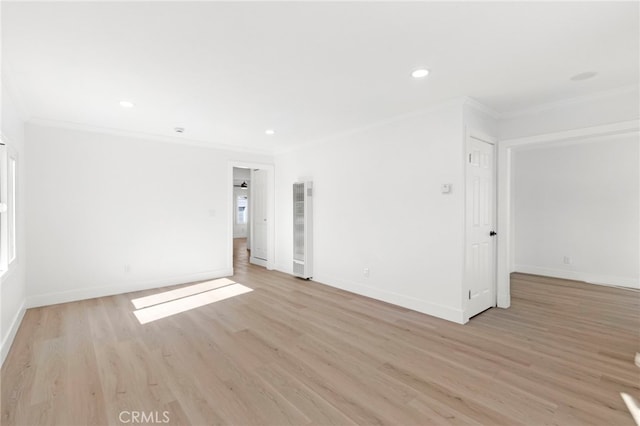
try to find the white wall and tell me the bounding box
[464,101,498,139]
[233,167,251,183]
[513,134,639,288]
[275,100,468,323]
[1,81,27,364]
[26,124,271,307]
[499,86,639,140]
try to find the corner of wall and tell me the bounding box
[26,268,233,309]
[1,77,28,367]
[313,274,466,325]
[514,265,640,290]
[0,299,26,366]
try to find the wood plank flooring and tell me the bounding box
[2,238,639,425]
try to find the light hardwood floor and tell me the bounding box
[2,238,639,425]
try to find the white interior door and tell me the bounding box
[251,169,268,263]
[465,136,496,319]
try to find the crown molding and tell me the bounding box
[1,65,32,123]
[275,96,467,156]
[500,119,640,148]
[461,97,501,119]
[27,117,275,156]
[498,85,639,120]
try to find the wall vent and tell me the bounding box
[293,181,313,279]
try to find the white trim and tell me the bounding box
[463,97,501,119]
[228,161,275,272]
[285,270,466,324]
[275,263,293,275]
[468,128,497,145]
[1,66,31,122]
[249,257,268,268]
[7,155,16,265]
[499,85,639,120]
[499,120,639,147]
[0,142,7,272]
[511,130,637,152]
[1,300,26,367]
[28,118,273,156]
[0,141,18,269]
[496,120,640,308]
[26,268,232,308]
[513,265,639,290]
[275,97,467,155]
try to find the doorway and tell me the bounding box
[496,121,639,309]
[233,167,250,239]
[228,161,274,275]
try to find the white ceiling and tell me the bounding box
[2,1,638,152]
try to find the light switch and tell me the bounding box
[441,184,452,194]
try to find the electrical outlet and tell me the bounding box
[563,256,572,265]
[363,268,370,278]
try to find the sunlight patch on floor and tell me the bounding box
[133,282,253,324]
[131,278,236,309]
[621,392,640,425]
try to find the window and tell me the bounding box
[0,141,17,271]
[8,156,16,263]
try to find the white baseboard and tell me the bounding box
[275,263,293,275]
[315,274,465,324]
[513,265,639,290]
[250,257,268,268]
[497,293,511,308]
[1,299,26,366]
[273,267,465,324]
[27,268,233,308]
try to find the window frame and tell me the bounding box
[8,155,16,264]
[0,138,18,274]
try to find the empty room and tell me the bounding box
[1,1,639,425]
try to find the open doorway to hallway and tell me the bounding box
[229,162,274,276]
[232,167,251,271]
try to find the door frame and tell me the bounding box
[463,128,497,322]
[496,120,639,309]
[227,161,275,274]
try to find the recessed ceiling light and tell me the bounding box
[174,127,185,134]
[570,71,598,82]
[119,100,135,108]
[411,68,430,79]
[265,129,276,135]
